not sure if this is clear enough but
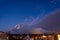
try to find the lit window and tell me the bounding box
[57,34,60,40]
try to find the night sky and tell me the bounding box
[0,0,60,31]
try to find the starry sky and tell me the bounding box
[0,0,60,31]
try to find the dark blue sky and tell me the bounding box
[0,0,60,31]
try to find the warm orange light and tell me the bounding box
[48,35,54,40]
[42,35,47,38]
[30,38,34,40]
[57,34,60,40]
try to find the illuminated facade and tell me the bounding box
[0,31,8,40]
[8,33,58,40]
[0,31,60,40]
[57,33,60,40]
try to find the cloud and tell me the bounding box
[8,15,48,34]
[36,9,60,33]
[9,9,60,34]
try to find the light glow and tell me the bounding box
[42,35,47,38]
[57,34,60,40]
[30,38,34,40]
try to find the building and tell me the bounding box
[7,33,59,40]
[0,31,60,40]
[0,31,8,40]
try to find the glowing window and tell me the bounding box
[57,34,60,40]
